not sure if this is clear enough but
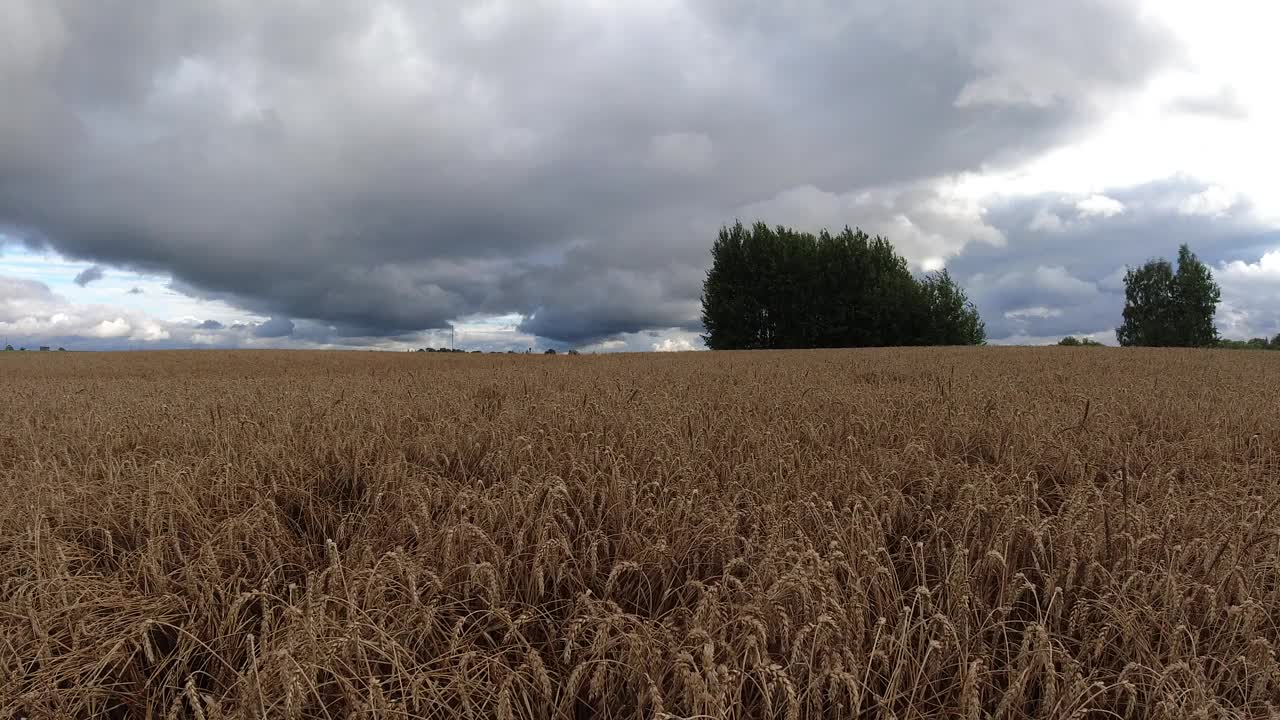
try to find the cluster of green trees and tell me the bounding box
[1060,245,1272,350]
[1219,335,1280,350]
[701,222,984,350]
[1058,336,1104,347]
[698,221,1263,352]
[1116,244,1222,347]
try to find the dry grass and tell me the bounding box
[2,347,1279,719]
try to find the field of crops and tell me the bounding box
[3,347,1279,718]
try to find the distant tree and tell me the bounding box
[701,221,985,349]
[1058,336,1081,346]
[1216,336,1280,351]
[1116,244,1220,347]
[1217,338,1277,350]
[3,344,12,351]
[544,348,557,355]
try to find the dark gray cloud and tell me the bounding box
[252,316,294,338]
[195,319,223,330]
[946,179,1280,342]
[127,286,144,294]
[73,264,105,286]
[0,1,1180,344]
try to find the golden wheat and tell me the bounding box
[2,347,1278,718]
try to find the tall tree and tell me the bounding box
[1116,244,1220,347]
[1172,244,1221,347]
[1116,259,1176,347]
[701,222,985,349]
[700,222,756,350]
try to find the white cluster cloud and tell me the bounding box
[1220,250,1280,281]
[1004,306,1064,321]
[0,276,170,345]
[1074,194,1126,218]
[1028,208,1066,233]
[576,328,705,355]
[1023,193,1130,234]
[1179,186,1239,217]
[1215,251,1280,339]
[654,337,698,352]
[738,179,1007,269]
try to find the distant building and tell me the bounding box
[38,346,50,351]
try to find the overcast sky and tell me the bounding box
[1,0,1277,351]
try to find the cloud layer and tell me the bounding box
[1,0,1188,345]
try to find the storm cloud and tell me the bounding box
[0,0,1185,344]
[73,264,105,287]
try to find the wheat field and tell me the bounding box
[2,347,1278,719]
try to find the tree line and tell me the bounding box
[1218,336,1280,350]
[700,222,985,350]
[701,222,1262,351]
